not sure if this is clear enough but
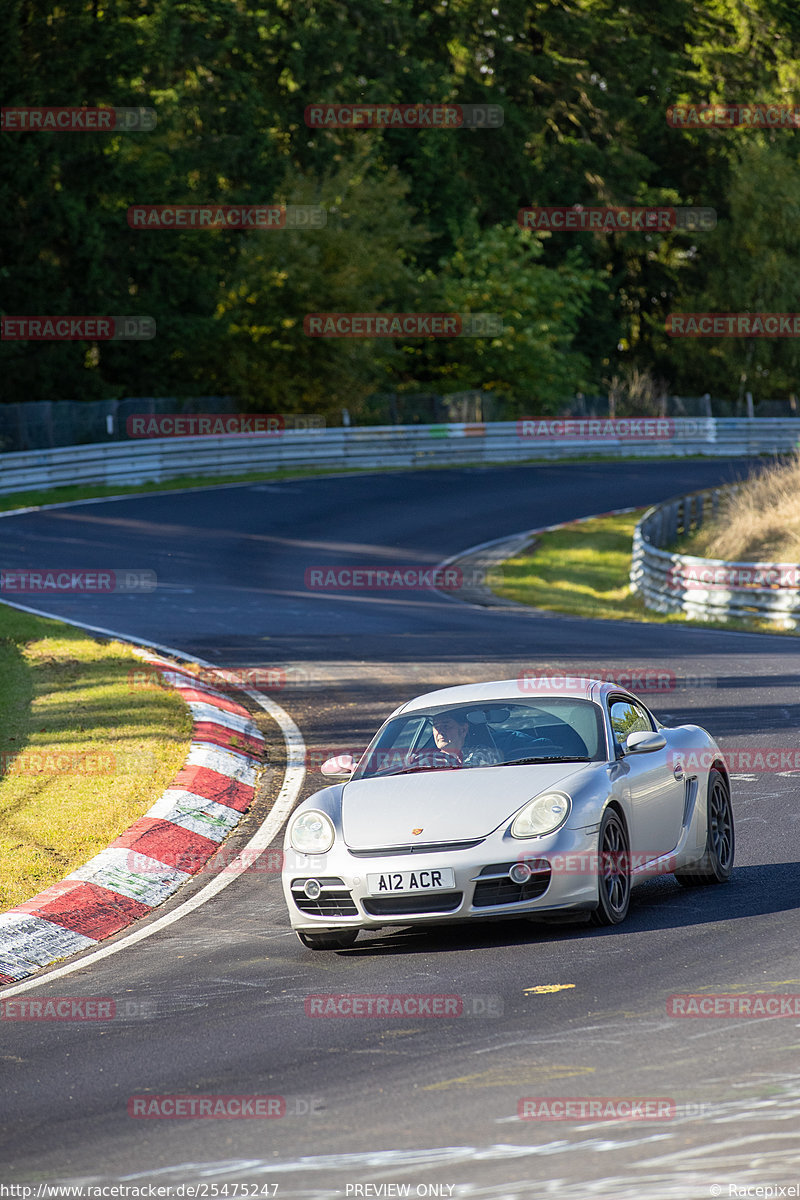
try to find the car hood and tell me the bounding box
[341,762,588,850]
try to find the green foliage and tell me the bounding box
[209,159,429,410]
[2,0,799,413]
[413,224,602,412]
[667,140,800,400]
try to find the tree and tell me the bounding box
[411,222,603,412]
[207,159,429,414]
[664,140,800,401]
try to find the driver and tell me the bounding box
[429,711,500,767]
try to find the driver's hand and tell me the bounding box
[463,747,501,766]
[409,749,462,769]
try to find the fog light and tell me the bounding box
[509,862,532,884]
[304,879,322,899]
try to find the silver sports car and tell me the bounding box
[282,678,734,950]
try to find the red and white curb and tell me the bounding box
[0,654,266,985]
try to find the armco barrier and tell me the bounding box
[630,486,800,628]
[0,417,799,498]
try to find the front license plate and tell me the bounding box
[366,868,456,895]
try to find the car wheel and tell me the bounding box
[674,769,734,887]
[296,929,359,951]
[591,808,631,926]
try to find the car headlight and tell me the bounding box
[289,810,335,855]
[511,791,571,839]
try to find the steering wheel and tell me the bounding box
[406,749,461,769]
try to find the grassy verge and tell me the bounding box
[0,605,192,910]
[673,453,800,562]
[491,511,785,634]
[0,466,359,515]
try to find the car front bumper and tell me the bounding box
[281,825,600,933]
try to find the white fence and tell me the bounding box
[630,486,800,628]
[1,416,799,498]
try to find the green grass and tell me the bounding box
[491,511,786,634]
[0,605,193,910]
[0,466,361,514]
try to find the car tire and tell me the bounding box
[591,808,631,926]
[674,769,734,887]
[296,929,359,951]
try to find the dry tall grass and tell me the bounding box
[690,454,800,562]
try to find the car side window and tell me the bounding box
[609,699,653,747]
[396,716,430,751]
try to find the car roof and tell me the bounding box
[396,677,637,714]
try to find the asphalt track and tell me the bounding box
[2,458,800,1198]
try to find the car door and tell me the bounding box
[608,697,685,863]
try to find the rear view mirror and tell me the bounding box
[469,706,510,724]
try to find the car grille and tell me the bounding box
[348,839,483,858]
[362,891,463,916]
[291,877,358,917]
[471,860,551,908]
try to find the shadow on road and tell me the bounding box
[338,860,800,957]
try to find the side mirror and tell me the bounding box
[624,730,667,754]
[320,754,356,777]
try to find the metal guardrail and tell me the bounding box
[0,416,799,498]
[4,394,796,455]
[630,485,800,629]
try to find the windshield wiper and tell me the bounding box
[499,755,592,766]
[367,765,459,778]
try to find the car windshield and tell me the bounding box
[350,698,605,780]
